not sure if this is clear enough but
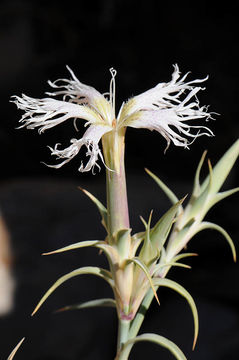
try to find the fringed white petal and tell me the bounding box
[47,65,102,104]
[46,124,112,173]
[12,65,214,173]
[120,65,213,149]
[119,64,210,123]
[47,66,113,123]
[125,108,214,150]
[11,95,103,133]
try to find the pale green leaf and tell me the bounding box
[80,187,108,230]
[42,240,104,255]
[115,228,132,259]
[139,211,159,265]
[152,262,191,276]
[7,338,25,360]
[128,257,160,305]
[145,168,181,207]
[32,266,113,316]
[186,160,213,219]
[131,231,145,255]
[153,278,198,350]
[139,216,147,228]
[150,197,186,252]
[209,187,239,209]
[120,333,187,360]
[192,150,207,197]
[173,253,198,262]
[43,240,121,269]
[56,298,116,312]
[195,221,236,262]
[200,139,239,195]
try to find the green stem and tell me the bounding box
[102,128,130,238]
[117,320,130,351]
[102,128,133,359]
[128,289,154,339]
[129,266,172,340]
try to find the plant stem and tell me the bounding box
[117,320,130,351]
[129,289,154,339]
[129,266,172,340]
[102,128,133,358]
[102,127,130,238]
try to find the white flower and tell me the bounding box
[12,65,213,172]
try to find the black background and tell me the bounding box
[0,1,238,359]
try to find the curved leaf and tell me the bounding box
[32,266,113,316]
[56,298,116,312]
[42,240,104,255]
[173,253,198,262]
[79,187,108,230]
[115,228,132,259]
[200,139,239,195]
[209,187,239,209]
[139,211,159,265]
[145,168,180,207]
[150,197,186,252]
[128,257,160,305]
[192,150,207,197]
[7,338,25,360]
[43,240,120,269]
[195,221,236,262]
[153,278,198,350]
[152,262,191,277]
[186,160,212,220]
[119,333,187,360]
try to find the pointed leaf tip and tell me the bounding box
[7,338,25,360]
[54,298,116,313]
[41,240,102,256]
[201,139,239,194]
[129,257,160,306]
[78,187,108,230]
[153,278,199,350]
[195,222,236,262]
[145,168,180,206]
[31,266,113,316]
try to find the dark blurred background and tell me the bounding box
[0,1,238,359]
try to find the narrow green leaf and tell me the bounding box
[139,211,159,265]
[195,221,236,262]
[187,160,213,220]
[56,298,116,312]
[200,139,239,195]
[132,231,145,241]
[139,216,147,228]
[209,187,239,209]
[145,168,181,207]
[153,278,199,350]
[152,262,191,276]
[150,197,186,252]
[173,253,198,262]
[192,150,207,197]
[31,266,113,316]
[43,239,121,269]
[128,257,160,305]
[115,228,132,259]
[120,333,187,360]
[145,211,153,243]
[131,231,145,255]
[80,187,108,230]
[7,338,25,360]
[42,240,104,255]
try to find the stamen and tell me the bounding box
[109,67,117,120]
